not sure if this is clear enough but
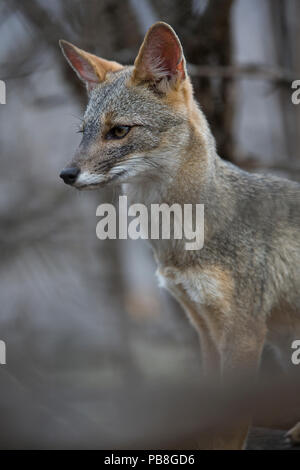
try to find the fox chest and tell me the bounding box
[156,265,233,312]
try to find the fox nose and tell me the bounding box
[60,167,80,185]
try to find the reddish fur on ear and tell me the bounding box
[132,22,186,91]
[59,40,123,91]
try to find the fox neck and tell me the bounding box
[125,87,217,202]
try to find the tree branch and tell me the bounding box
[187,62,295,86]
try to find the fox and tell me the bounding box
[59,22,300,449]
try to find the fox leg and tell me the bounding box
[206,315,267,450]
[166,284,220,377]
[286,422,300,445]
[187,311,266,450]
[277,339,300,446]
[267,313,300,445]
[163,281,267,449]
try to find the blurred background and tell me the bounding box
[0,0,300,449]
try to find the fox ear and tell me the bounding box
[59,40,123,91]
[132,22,186,93]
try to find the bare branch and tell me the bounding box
[187,63,295,85]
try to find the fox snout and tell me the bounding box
[60,166,80,185]
[59,165,110,189]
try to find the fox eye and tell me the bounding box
[76,122,85,134]
[106,125,131,140]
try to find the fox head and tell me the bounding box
[59,22,211,190]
